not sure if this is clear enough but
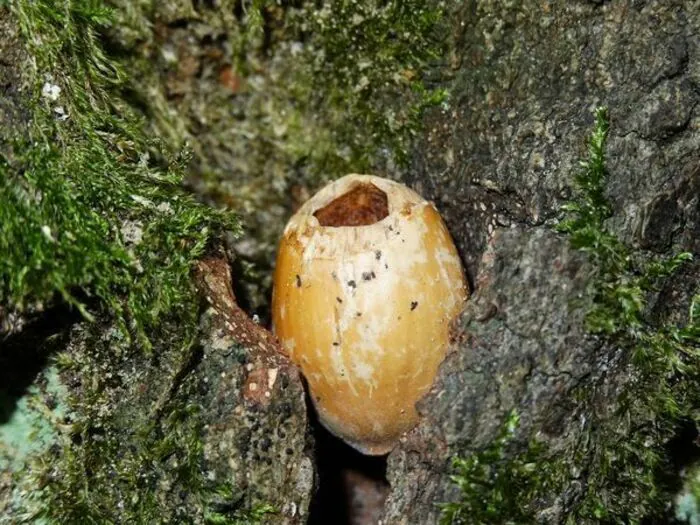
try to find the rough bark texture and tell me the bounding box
[2,254,315,523]
[385,1,700,523]
[409,0,699,284]
[193,257,314,523]
[384,228,599,523]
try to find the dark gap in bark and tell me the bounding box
[306,390,390,525]
[0,302,80,424]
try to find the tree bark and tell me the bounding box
[385,1,700,523]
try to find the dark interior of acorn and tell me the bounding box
[313,182,389,227]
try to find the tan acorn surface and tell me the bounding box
[272,174,468,455]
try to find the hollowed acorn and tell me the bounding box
[272,174,468,455]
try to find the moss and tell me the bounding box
[3,0,240,347]
[438,410,544,525]
[441,108,700,524]
[203,481,275,525]
[23,362,206,522]
[555,109,699,522]
[6,317,279,523]
[116,0,446,177]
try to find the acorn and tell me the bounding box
[272,174,468,455]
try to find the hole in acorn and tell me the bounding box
[313,183,389,227]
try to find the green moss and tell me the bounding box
[7,318,277,523]
[441,108,700,523]
[277,0,448,170]
[120,0,447,177]
[556,109,699,522]
[3,0,240,347]
[203,481,275,525]
[438,411,543,525]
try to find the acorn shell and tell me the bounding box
[272,174,468,455]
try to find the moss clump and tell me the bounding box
[275,0,448,170]
[555,108,699,522]
[117,0,447,180]
[3,0,239,347]
[203,481,275,525]
[8,318,275,524]
[441,108,700,523]
[438,411,542,525]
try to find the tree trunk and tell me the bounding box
[385,1,700,523]
[2,1,699,524]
